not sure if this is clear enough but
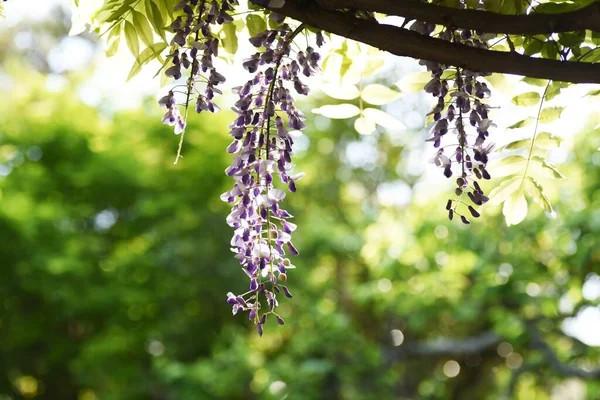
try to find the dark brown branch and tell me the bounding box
[266,1,600,84]
[388,324,600,380]
[409,330,500,356]
[527,322,600,379]
[391,330,501,359]
[506,363,539,399]
[318,0,600,35]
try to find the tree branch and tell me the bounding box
[386,322,600,381]
[318,0,600,35]
[506,363,539,399]
[527,321,600,379]
[265,1,600,84]
[390,330,501,359]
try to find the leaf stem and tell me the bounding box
[261,23,306,283]
[174,0,206,165]
[522,80,550,180]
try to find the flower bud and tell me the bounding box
[468,205,481,218]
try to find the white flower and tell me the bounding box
[258,159,275,175]
[174,116,186,135]
[277,231,292,243]
[289,172,305,181]
[430,150,450,167]
[268,188,286,202]
[161,107,180,126]
[253,243,271,259]
[478,118,496,131]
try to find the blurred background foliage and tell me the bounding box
[1,5,600,400]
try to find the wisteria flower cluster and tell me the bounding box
[416,24,494,224]
[158,0,322,334]
[220,20,323,336]
[158,0,234,162]
[157,0,504,332]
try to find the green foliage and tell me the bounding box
[68,0,600,224]
[246,14,266,38]
[511,91,540,106]
[490,80,567,225]
[2,3,600,399]
[221,20,238,54]
[2,75,599,397]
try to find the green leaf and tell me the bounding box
[395,71,432,94]
[498,139,531,151]
[496,155,528,166]
[221,22,238,55]
[362,108,406,130]
[146,0,167,41]
[339,52,352,78]
[525,176,555,216]
[507,118,534,129]
[105,22,122,57]
[312,104,361,119]
[321,53,343,83]
[153,57,170,79]
[505,0,528,14]
[354,116,376,135]
[544,83,561,101]
[127,42,167,81]
[321,83,360,100]
[523,38,544,56]
[498,132,561,151]
[488,155,528,177]
[483,0,501,12]
[521,77,547,87]
[268,12,284,29]
[558,31,585,48]
[533,132,562,149]
[511,92,541,106]
[127,60,143,82]
[155,0,174,19]
[246,14,266,38]
[585,89,600,97]
[541,41,559,60]
[539,106,564,123]
[485,73,510,89]
[363,58,384,76]
[131,11,154,47]
[534,2,583,14]
[124,21,139,57]
[360,84,402,105]
[503,188,527,226]
[488,175,522,206]
[98,0,135,23]
[531,156,565,179]
[579,48,600,62]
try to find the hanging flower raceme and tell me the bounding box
[417,24,494,223]
[221,19,321,335]
[158,0,237,163]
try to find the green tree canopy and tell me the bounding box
[1,2,600,398]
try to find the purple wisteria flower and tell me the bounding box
[418,24,493,223]
[159,0,323,333]
[221,21,322,335]
[159,0,237,152]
